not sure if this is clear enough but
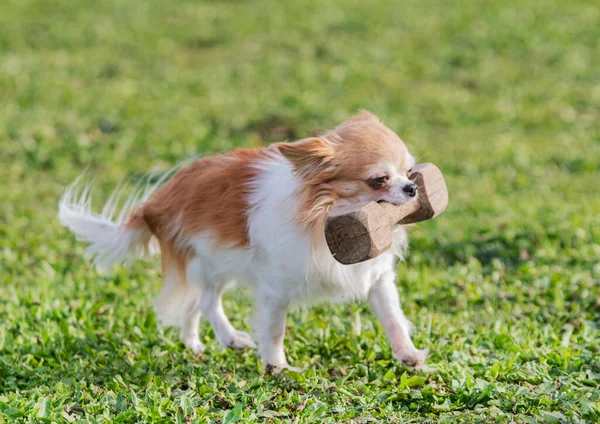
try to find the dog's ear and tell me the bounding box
[278,137,335,176]
[346,110,381,124]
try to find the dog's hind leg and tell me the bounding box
[180,302,204,354]
[154,245,205,354]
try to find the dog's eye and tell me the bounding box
[367,175,389,189]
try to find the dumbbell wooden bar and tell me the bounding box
[325,163,448,264]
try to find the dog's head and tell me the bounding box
[278,110,417,227]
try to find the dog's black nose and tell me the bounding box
[403,182,418,197]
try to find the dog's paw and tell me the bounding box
[395,347,428,369]
[184,337,206,355]
[264,362,302,375]
[226,331,256,350]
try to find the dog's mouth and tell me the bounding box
[377,199,404,206]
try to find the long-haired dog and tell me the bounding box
[59,111,427,372]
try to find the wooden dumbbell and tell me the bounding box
[325,163,448,264]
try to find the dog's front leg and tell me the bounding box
[254,293,300,373]
[368,271,428,368]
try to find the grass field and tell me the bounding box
[1,0,599,422]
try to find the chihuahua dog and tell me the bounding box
[59,111,427,372]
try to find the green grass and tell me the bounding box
[1,0,599,422]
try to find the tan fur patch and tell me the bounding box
[128,148,270,249]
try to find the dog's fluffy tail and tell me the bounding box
[58,169,177,271]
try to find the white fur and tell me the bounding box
[59,153,427,371]
[58,178,153,270]
[58,167,181,270]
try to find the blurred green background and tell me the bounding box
[1,0,599,422]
